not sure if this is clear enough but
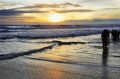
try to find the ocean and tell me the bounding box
[0,25,120,79]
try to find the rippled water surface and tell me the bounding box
[0,26,120,79]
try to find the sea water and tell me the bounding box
[0,25,120,79]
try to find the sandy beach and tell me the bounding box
[0,34,120,79]
[0,0,120,78]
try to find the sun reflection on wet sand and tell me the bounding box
[46,65,66,79]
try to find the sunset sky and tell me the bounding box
[0,0,120,25]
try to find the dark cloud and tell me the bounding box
[0,2,83,16]
[0,9,48,16]
[0,9,21,16]
[62,19,120,25]
[0,8,94,16]
[54,9,95,13]
[101,8,120,10]
[82,0,109,2]
[60,2,81,7]
[21,2,81,9]
[0,1,92,16]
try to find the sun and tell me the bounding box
[48,14,63,22]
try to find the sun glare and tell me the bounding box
[49,14,63,22]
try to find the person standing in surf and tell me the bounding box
[101,29,110,47]
[111,29,119,41]
[101,29,110,66]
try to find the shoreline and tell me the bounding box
[0,34,120,79]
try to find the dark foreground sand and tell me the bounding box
[0,34,120,79]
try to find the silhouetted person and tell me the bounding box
[102,46,109,66]
[111,30,119,41]
[101,29,110,47]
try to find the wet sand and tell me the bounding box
[0,34,120,79]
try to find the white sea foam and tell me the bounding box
[0,25,120,39]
